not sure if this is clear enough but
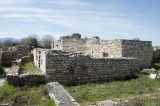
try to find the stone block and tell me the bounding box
[47,82,80,106]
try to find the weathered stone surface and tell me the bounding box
[156,73,160,79]
[53,34,153,69]
[149,73,157,79]
[0,104,9,106]
[98,100,118,106]
[143,68,157,72]
[153,46,160,62]
[0,79,5,87]
[7,59,45,85]
[33,48,139,85]
[47,82,80,106]
[1,45,32,64]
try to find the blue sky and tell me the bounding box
[0,0,159,45]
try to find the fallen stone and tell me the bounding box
[151,68,157,72]
[143,68,157,72]
[0,104,9,106]
[149,73,157,79]
[47,82,80,106]
[98,100,118,106]
[0,79,5,87]
[124,100,129,103]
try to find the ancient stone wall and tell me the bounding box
[33,49,139,85]
[153,47,160,62]
[33,48,46,72]
[7,58,45,86]
[1,46,32,64]
[21,53,34,63]
[53,34,123,58]
[7,73,45,86]
[54,34,153,69]
[121,40,153,69]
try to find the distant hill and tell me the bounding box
[0,37,20,42]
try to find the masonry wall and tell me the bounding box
[44,51,139,85]
[33,48,46,72]
[122,40,153,69]
[54,34,153,69]
[153,47,160,62]
[54,34,123,58]
[2,46,32,64]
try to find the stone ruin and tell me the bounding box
[153,46,160,62]
[52,33,153,69]
[32,33,156,85]
[33,49,139,84]
[1,45,32,64]
[1,34,160,85]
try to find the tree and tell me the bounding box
[41,35,55,49]
[20,34,40,47]
[2,40,19,47]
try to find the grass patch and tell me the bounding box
[0,81,56,106]
[64,75,160,104]
[21,62,41,74]
[64,60,160,105]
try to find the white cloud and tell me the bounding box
[0,0,31,6]
[0,0,148,44]
[0,5,137,33]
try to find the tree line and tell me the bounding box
[0,34,55,49]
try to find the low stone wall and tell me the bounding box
[7,58,45,86]
[33,49,139,85]
[21,53,34,63]
[7,73,45,86]
[2,45,32,64]
[153,47,160,62]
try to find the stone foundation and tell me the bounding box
[1,45,32,64]
[7,55,45,86]
[7,73,45,86]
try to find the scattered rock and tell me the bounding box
[151,68,157,72]
[98,100,118,106]
[0,104,9,106]
[149,73,157,79]
[143,68,156,72]
[0,79,5,87]
[42,96,46,101]
[125,100,129,103]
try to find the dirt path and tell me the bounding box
[0,68,10,87]
[0,79,5,87]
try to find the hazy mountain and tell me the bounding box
[0,37,20,42]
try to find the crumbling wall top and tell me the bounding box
[60,33,81,40]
